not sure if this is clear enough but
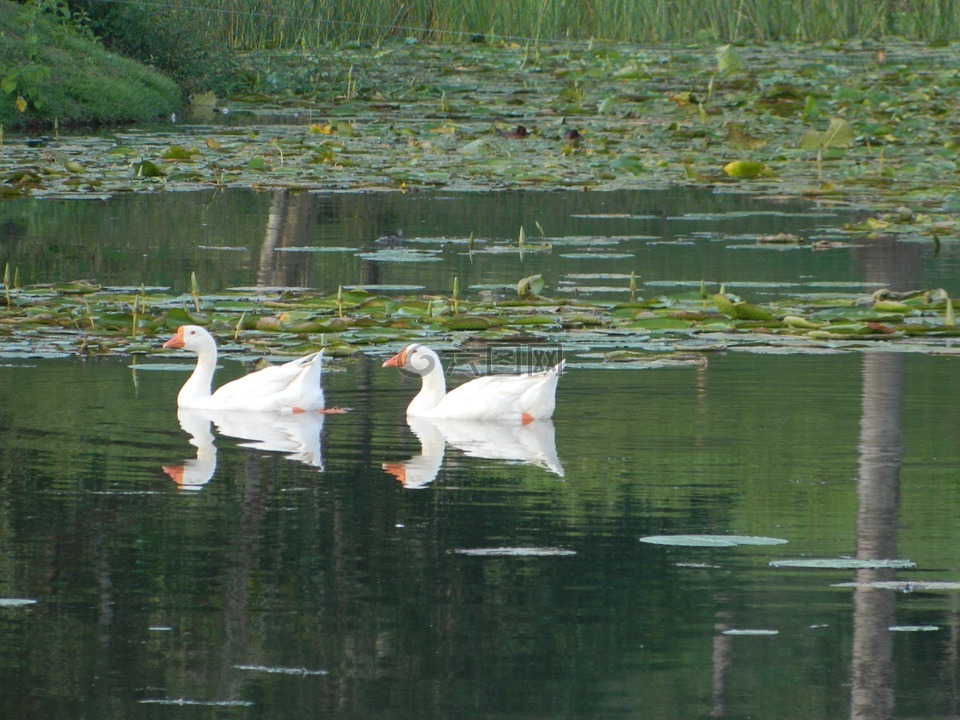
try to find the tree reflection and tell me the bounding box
[848,233,917,720]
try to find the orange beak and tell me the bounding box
[162,326,185,349]
[382,347,407,368]
[163,465,185,484]
[382,462,407,484]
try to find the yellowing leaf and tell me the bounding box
[723,160,766,178]
[14,95,26,113]
[310,123,334,135]
[204,137,222,150]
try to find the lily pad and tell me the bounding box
[640,535,788,547]
[0,598,38,607]
[832,580,960,591]
[888,625,940,632]
[234,664,329,676]
[275,246,354,253]
[453,547,577,557]
[140,699,255,707]
[769,558,916,569]
[355,249,442,262]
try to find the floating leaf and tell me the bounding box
[723,160,767,179]
[442,315,494,330]
[716,44,744,76]
[234,665,329,676]
[724,124,767,150]
[769,558,916,569]
[0,598,37,607]
[517,274,546,300]
[712,293,738,317]
[132,160,163,178]
[453,547,576,557]
[799,117,855,150]
[640,535,789,547]
[889,625,939,632]
[459,138,487,155]
[733,301,776,322]
[162,145,193,160]
[833,581,960,591]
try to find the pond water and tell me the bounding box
[3,187,959,301]
[3,349,960,719]
[3,186,960,719]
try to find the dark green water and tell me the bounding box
[4,187,956,301]
[2,350,960,719]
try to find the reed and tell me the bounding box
[150,0,960,49]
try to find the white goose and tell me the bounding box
[382,344,564,422]
[162,325,334,413]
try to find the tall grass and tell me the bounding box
[143,0,960,48]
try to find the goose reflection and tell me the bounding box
[383,416,564,489]
[164,407,325,489]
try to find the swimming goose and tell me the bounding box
[162,325,334,413]
[382,344,564,422]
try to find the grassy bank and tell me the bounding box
[0,0,180,129]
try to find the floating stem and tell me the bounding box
[2,262,9,308]
[629,271,637,302]
[946,297,956,326]
[337,285,343,318]
[452,276,460,315]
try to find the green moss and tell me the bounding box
[0,0,181,129]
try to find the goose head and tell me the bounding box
[162,325,217,355]
[382,344,441,378]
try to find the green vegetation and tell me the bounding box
[75,0,960,48]
[0,0,180,129]
[0,276,955,360]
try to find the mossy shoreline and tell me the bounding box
[0,0,180,129]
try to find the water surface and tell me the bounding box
[2,350,960,719]
[6,187,954,300]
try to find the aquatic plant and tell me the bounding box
[1,278,957,362]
